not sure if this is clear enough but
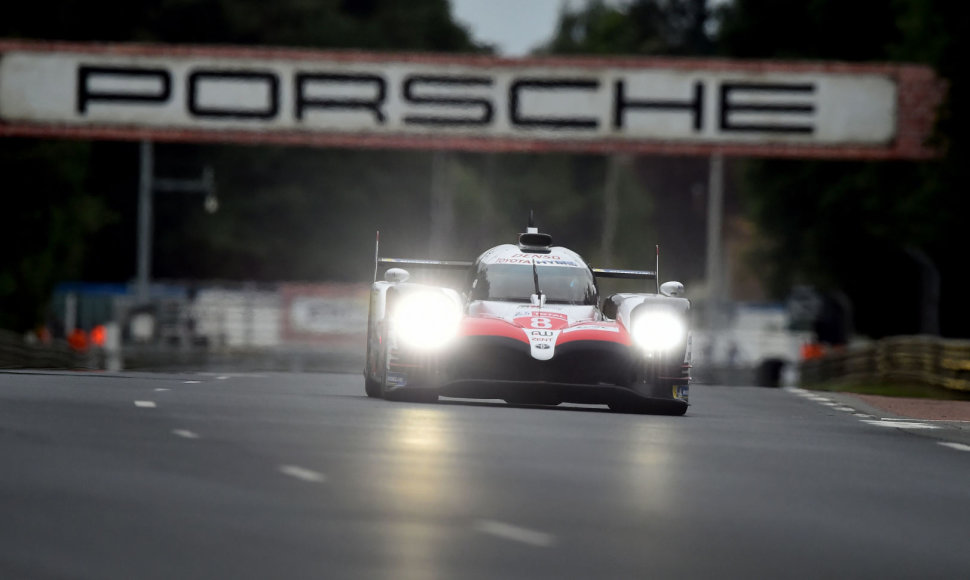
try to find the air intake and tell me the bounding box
[518,231,552,253]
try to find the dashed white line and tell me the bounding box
[172,429,199,439]
[278,465,327,483]
[154,388,170,392]
[216,376,229,380]
[938,442,970,452]
[183,380,201,384]
[787,388,954,432]
[474,519,555,547]
[861,419,939,430]
[134,400,156,408]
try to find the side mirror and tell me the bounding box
[385,268,410,283]
[660,281,685,297]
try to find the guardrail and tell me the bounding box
[1,328,364,373]
[799,335,970,392]
[0,329,92,370]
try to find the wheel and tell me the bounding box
[364,326,385,398]
[364,375,382,398]
[378,336,437,404]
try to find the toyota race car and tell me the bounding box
[364,219,691,415]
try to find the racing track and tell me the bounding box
[2,370,969,579]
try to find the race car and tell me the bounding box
[363,219,691,415]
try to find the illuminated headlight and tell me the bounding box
[393,291,461,350]
[632,311,686,351]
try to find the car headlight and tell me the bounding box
[393,291,461,350]
[631,310,686,352]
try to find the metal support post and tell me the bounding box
[429,150,453,257]
[136,140,154,304]
[705,153,724,332]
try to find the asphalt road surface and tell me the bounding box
[2,370,969,580]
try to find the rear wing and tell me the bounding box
[373,232,472,282]
[591,245,662,294]
[591,268,657,280]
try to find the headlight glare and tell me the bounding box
[393,291,461,350]
[632,311,685,351]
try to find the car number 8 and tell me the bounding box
[531,317,552,329]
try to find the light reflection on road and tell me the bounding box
[375,405,467,580]
[622,420,678,517]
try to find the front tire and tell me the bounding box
[365,375,382,398]
[379,338,437,404]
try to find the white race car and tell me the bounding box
[364,218,691,415]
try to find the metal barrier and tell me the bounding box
[800,335,970,392]
[0,329,92,370]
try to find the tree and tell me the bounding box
[0,140,114,332]
[539,1,722,286]
[1,0,488,332]
[717,0,968,337]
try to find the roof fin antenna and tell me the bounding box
[527,210,537,234]
[373,230,380,283]
[532,257,543,305]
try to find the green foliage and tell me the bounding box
[3,0,480,52]
[0,140,115,332]
[4,0,966,341]
[718,0,969,337]
[0,0,486,331]
[543,0,714,56]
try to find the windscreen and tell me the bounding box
[470,263,597,305]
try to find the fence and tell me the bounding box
[0,329,93,370]
[799,335,970,392]
[0,281,370,373]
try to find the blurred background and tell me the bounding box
[1,0,966,385]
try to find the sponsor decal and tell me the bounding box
[2,50,895,145]
[514,313,570,330]
[525,327,561,360]
[561,324,620,334]
[673,385,689,402]
[0,43,943,159]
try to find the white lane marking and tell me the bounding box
[216,376,229,380]
[134,400,156,408]
[861,420,939,430]
[154,388,170,392]
[183,380,201,384]
[834,406,856,412]
[854,413,874,418]
[938,442,970,452]
[172,429,199,439]
[278,465,327,483]
[819,401,839,407]
[474,519,555,547]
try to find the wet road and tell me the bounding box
[2,370,969,579]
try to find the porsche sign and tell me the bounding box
[0,41,943,158]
